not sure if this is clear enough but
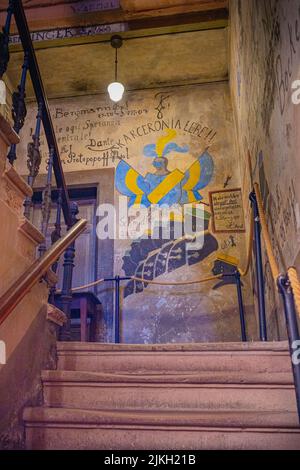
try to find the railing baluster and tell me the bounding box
[115,275,121,343]
[49,187,63,304]
[38,146,54,257]
[24,102,43,219]
[234,270,247,342]
[59,202,79,341]
[278,275,300,424]
[0,0,13,78]
[51,188,63,262]
[250,191,267,341]
[7,51,29,164]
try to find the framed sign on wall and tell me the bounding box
[209,188,246,233]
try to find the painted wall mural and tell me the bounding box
[115,129,213,207]
[122,220,219,298]
[115,129,240,297]
[17,83,255,343]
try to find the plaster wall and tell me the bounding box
[230,0,300,339]
[17,82,256,343]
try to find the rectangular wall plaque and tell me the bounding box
[209,188,246,233]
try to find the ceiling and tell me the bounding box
[2,0,229,100]
[0,1,228,30]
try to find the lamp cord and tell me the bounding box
[115,47,118,82]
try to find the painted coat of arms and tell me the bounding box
[115,129,238,297]
[115,129,214,207]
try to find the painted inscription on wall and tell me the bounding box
[10,23,128,44]
[17,84,245,301]
[9,1,123,44]
[18,86,219,176]
[209,189,245,233]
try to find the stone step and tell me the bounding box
[23,407,300,450]
[43,369,293,385]
[57,341,292,374]
[42,370,297,412]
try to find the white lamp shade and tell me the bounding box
[107,81,124,102]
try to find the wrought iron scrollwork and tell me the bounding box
[7,52,29,164]
[0,31,10,79]
[26,102,43,179]
[39,146,54,257]
[49,187,63,303]
[51,188,63,248]
[59,202,79,340]
[24,102,43,219]
[27,139,41,180]
[0,0,13,79]
[11,83,27,130]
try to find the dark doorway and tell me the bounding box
[31,187,98,294]
[31,168,115,342]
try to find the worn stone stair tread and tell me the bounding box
[23,407,300,429]
[57,341,292,377]
[25,341,300,449]
[57,341,290,353]
[41,369,293,385]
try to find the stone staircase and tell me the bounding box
[23,341,300,450]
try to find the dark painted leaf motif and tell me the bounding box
[123,227,219,298]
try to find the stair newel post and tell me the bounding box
[0,0,13,78]
[38,146,54,257]
[49,187,63,303]
[24,102,43,219]
[278,274,300,424]
[235,270,247,342]
[59,201,79,341]
[7,51,29,164]
[249,191,267,341]
[114,275,121,344]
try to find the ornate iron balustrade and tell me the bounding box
[1,0,79,340]
[2,0,72,227]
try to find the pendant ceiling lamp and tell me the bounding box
[107,35,124,102]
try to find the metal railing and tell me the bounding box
[0,0,80,337]
[250,184,300,423]
[69,270,247,345]
[2,0,72,226]
[0,219,87,326]
[101,273,246,344]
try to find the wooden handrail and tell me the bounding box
[12,0,72,227]
[0,218,87,326]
